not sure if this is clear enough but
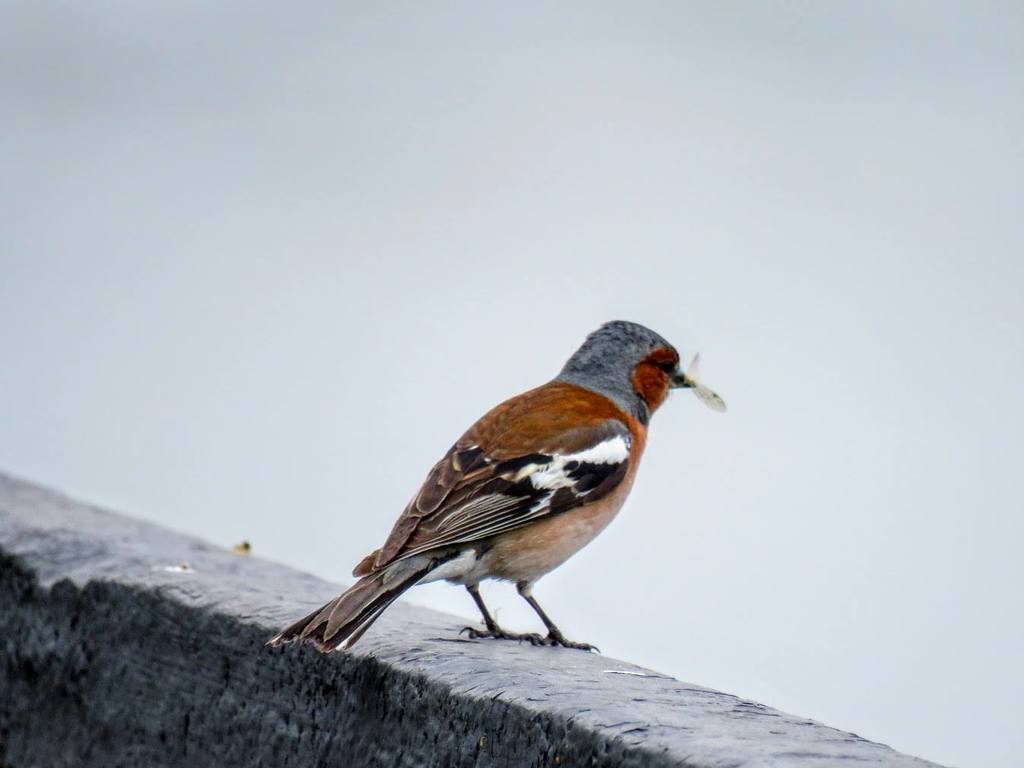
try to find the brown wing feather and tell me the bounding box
[366,382,636,572]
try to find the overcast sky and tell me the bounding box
[2,3,1022,766]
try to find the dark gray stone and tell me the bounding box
[0,472,944,768]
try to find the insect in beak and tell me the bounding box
[670,354,727,412]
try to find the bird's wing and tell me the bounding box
[368,386,635,571]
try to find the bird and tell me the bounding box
[269,320,725,653]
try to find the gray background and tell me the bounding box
[1,3,1020,767]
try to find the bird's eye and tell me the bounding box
[659,361,676,373]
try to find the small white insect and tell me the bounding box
[679,353,727,412]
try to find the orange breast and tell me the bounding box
[482,459,641,584]
[478,383,648,584]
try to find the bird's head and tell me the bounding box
[557,320,726,423]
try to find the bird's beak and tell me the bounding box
[669,370,691,389]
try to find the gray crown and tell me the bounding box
[557,320,678,423]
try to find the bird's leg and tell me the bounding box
[465,583,500,633]
[516,582,599,652]
[460,584,547,645]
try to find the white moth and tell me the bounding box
[680,353,727,412]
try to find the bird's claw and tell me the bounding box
[459,626,598,651]
[460,626,546,644]
[545,632,600,652]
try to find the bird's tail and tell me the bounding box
[267,558,433,652]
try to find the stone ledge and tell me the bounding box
[0,472,944,768]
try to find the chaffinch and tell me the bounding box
[270,320,725,652]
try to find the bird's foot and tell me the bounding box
[459,626,598,651]
[544,630,599,653]
[459,626,549,646]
